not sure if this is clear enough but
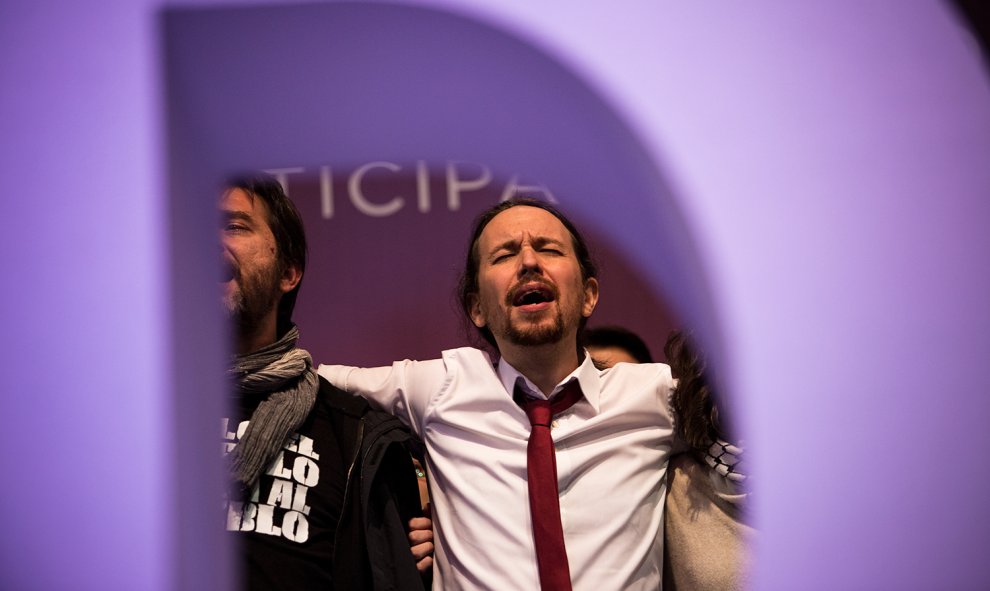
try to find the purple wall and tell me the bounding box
[3,1,989,589]
[0,1,171,589]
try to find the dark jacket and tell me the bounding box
[323,378,427,591]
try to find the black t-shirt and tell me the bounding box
[223,387,347,591]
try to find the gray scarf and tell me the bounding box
[228,325,319,494]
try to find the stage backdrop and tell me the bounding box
[271,163,678,366]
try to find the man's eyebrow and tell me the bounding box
[222,210,253,223]
[486,235,566,255]
[531,236,566,248]
[488,238,520,254]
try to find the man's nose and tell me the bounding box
[517,246,541,275]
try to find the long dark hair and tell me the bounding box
[665,330,726,455]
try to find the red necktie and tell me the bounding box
[515,380,583,591]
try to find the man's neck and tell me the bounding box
[235,312,279,356]
[498,337,581,396]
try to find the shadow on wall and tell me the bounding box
[164,3,718,588]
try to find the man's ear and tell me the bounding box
[279,263,302,295]
[582,277,599,318]
[468,293,486,328]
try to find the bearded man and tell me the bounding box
[319,198,678,590]
[219,177,430,590]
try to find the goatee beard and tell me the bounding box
[505,307,565,346]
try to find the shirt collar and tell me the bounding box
[497,349,602,414]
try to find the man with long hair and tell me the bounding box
[320,198,678,590]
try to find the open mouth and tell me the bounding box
[511,283,556,308]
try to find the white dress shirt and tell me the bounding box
[318,347,675,590]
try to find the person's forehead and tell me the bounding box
[480,205,570,245]
[221,188,272,223]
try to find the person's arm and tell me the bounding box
[318,359,446,438]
